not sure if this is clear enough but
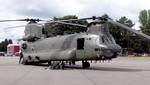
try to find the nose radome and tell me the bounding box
[108,44,122,52]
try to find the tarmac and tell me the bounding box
[1,56,150,85]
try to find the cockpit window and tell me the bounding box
[99,35,116,44]
[99,36,105,44]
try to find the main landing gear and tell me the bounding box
[49,61,90,69]
[49,61,65,69]
[82,61,90,68]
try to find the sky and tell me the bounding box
[0,0,150,42]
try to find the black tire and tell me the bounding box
[82,62,90,68]
[72,61,76,65]
[48,61,52,66]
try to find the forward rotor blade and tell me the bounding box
[107,19,150,40]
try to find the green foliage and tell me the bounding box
[106,12,150,53]
[44,15,88,37]
[0,39,13,52]
[110,16,134,49]
[139,9,150,53]
[53,15,78,20]
[139,10,147,26]
[132,38,149,53]
[139,10,150,35]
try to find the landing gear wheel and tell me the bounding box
[48,61,52,65]
[82,61,90,68]
[72,61,76,65]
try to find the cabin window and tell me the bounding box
[97,35,116,45]
[77,38,84,50]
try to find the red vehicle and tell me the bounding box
[7,44,20,56]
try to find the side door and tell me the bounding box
[76,38,85,59]
[84,38,94,58]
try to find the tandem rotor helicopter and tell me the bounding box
[1,16,150,69]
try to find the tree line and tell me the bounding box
[44,9,150,54]
[0,39,13,52]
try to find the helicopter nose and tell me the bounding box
[99,44,121,52]
[108,44,122,52]
[97,44,122,58]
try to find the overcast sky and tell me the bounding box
[0,0,150,42]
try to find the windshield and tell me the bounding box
[99,35,116,44]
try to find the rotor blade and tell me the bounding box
[107,19,150,40]
[53,21,87,27]
[0,18,44,22]
[0,19,26,22]
[4,23,45,30]
[0,16,95,23]
[4,25,26,29]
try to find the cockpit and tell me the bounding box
[99,35,116,44]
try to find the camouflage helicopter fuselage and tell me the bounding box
[21,22,121,64]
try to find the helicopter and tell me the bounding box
[1,16,150,69]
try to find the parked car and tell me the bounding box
[0,52,5,56]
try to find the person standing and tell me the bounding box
[19,52,23,64]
